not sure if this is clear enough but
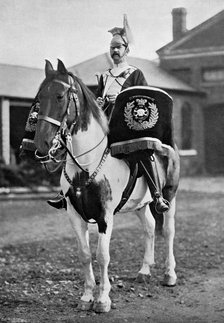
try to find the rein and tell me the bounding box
[59,133,107,172]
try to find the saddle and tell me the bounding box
[109,86,176,214]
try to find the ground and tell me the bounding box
[0,177,224,323]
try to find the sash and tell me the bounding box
[102,66,136,98]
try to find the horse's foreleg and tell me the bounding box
[163,197,177,286]
[136,205,155,282]
[67,206,96,310]
[94,214,113,313]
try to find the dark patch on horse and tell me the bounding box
[65,173,112,234]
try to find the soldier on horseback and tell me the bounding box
[95,15,170,213]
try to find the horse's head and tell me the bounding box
[34,59,108,162]
[34,59,79,157]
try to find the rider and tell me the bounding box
[96,14,147,119]
[95,15,169,213]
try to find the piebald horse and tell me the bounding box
[34,59,179,313]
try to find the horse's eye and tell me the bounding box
[57,94,64,100]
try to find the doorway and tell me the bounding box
[204,104,224,174]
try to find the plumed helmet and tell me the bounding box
[108,14,133,48]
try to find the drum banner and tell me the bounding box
[108,86,174,148]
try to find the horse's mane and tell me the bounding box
[69,72,109,134]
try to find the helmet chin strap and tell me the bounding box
[121,48,128,59]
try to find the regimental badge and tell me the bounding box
[124,96,159,131]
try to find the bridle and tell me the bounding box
[35,75,80,163]
[35,75,108,173]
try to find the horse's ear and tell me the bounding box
[45,60,54,76]
[57,59,67,74]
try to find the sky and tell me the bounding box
[0,0,223,69]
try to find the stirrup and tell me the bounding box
[154,192,170,214]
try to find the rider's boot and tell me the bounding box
[153,191,170,214]
[47,191,67,210]
[139,153,170,214]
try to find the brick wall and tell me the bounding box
[160,53,224,103]
[167,91,205,175]
[159,52,224,174]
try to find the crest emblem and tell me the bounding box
[124,96,159,131]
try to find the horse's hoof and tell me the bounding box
[77,300,94,311]
[93,299,111,313]
[162,274,177,287]
[136,273,151,283]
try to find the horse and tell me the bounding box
[34,59,180,313]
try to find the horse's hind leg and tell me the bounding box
[162,151,179,286]
[136,205,155,283]
[162,197,177,286]
[93,214,113,313]
[67,206,96,310]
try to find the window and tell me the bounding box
[181,103,193,150]
[202,68,224,82]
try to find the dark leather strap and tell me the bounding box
[113,160,139,214]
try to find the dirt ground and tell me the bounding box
[0,176,224,323]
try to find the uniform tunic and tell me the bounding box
[96,62,148,118]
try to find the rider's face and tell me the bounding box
[110,43,127,64]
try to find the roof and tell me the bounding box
[0,53,198,100]
[0,64,44,99]
[157,9,224,56]
[69,53,197,92]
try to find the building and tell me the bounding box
[0,65,44,164]
[157,8,224,174]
